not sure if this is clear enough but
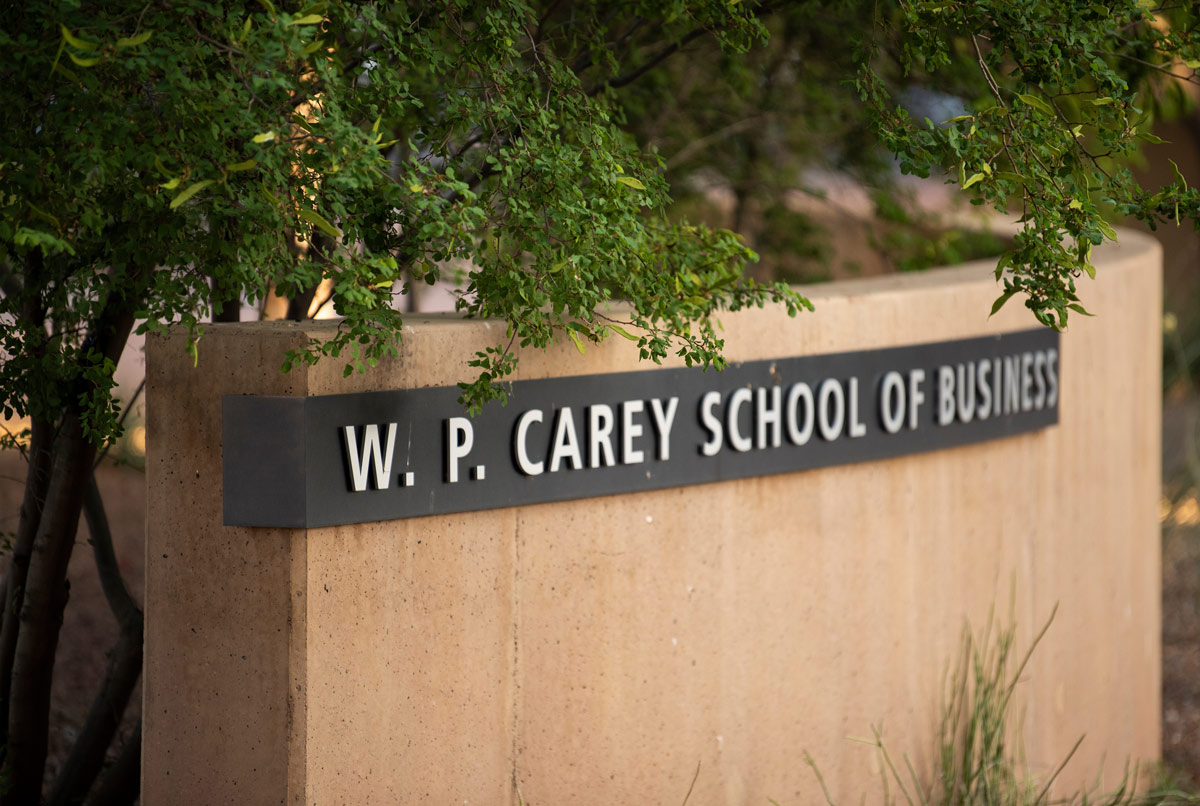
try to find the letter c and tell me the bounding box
[513,409,545,475]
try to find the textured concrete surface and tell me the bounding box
[145,230,1161,805]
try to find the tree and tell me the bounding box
[2,1,1199,803]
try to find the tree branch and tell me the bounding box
[587,27,709,95]
[83,723,140,806]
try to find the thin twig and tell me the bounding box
[971,35,1006,106]
[92,377,146,471]
[587,27,708,95]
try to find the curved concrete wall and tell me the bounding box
[145,230,1162,805]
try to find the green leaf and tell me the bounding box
[1067,303,1094,316]
[1016,93,1054,116]
[52,62,80,82]
[608,324,639,341]
[252,131,276,143]
[116,30,154,48]
[60,25,98,51]
[27,203,60,229]
[299,208,340,238]
[989,290,1016,317]
[169,180,214,209]
[1068,199,1083,210]
[225,158,258,173]
[1186,59,1200,69]
[1097,218,1118,241]
[567,329,586,355]
[300,39,325,56]
[159,176,181,190]
[993,252,1013,281]
[67,52,102,68]
[260,182,282,205]
[1170,158,1189,191]
[962,172,985,190]
[1137,130,1167,145]
[1082,261,1096,280]
[616,176,646,190]
[289,14,324,25]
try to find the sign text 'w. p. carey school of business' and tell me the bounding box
[222,329,1059,528]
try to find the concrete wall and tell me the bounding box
[144,230,1162,805]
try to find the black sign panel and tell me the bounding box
[223,329,1059,528]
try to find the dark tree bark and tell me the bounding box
[4,412,97,804]
[286,231,329,321]
[0,416,52,749]
[46,477,143,806]
[0,249,51,758]
[212,294,241,322]
[83,724,139,806]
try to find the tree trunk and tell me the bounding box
[0,250,50,755]
[3,412,97,803]
[1,297,135,804]
[46,476,143,806]
[0,416,52,752]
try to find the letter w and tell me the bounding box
[342,424,397,492]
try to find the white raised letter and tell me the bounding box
[955,363,975,424]
[879,371,905,434]
[1021,352,1034,412]
[817,380,845,441]
[976,359,992,420]
[909,369,926,430]
[727,387,753,452]
[588,404,615,468]
[700,391,723,456]
[1046,349,1059,408]
[649,397,679,461]
[847,377,866,438]
[514,409,545,476]
[343,423,397,492]
[1033,351,1047,409]
[446,417,474,483]
[622,400,645,464]
[786,382,814,445]
[757,386,783,449]
[937,365,955,426]
[1004,355,1020,414]
[549,407,583,472]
